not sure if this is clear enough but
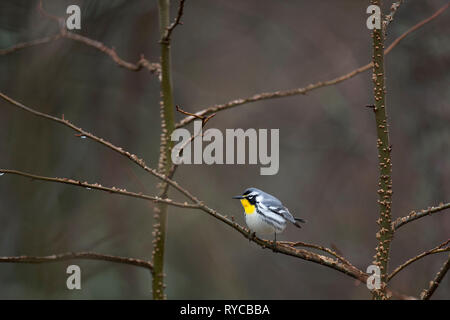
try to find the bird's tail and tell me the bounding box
[293,217,307,228]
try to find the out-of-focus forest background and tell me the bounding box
[0,0,449,299]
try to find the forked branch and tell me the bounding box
[388,239,450,281]
[162,0,186,43]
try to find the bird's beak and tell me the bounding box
[232,195,244,199]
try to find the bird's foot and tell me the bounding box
[272,240,277,252]
[248,231,256,242]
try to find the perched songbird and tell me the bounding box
[233,187,306,247]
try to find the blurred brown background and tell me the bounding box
[0,0,449,299]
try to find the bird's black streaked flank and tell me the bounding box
[233,187,306,249]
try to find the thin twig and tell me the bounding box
[388,239,450,281]
[0,169,198,209]
[384,3,449,55]
[62,32,160,74]
[173,105,216,158]
[279,241,354,267]
[0,251,153,272]
[162,105,216,195]
[0,34,62,55]
[162,0,186,43]
[176,104,216,127]
[392,202,450,231]
[420,254,450,300]
[0,32,160,74]
[175,3,449,128]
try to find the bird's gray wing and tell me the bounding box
[262,197,297,224]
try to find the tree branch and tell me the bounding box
[0,91,197,202]
[279,241,354,267]
[392,202,450,231]
[0,252,153,272]
[162,0,186,43]
[388,239,450,281]
[193,202,369,284]
[384,3,449,55]
[0,169,198,209]
[62,31,160,74]
[175,3,449,128]
[0,34,62,55]
[420,254,450,300]
[0,33,160,74]
[0,2,161,75]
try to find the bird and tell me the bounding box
[233,187,306,248]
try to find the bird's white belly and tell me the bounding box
[245,212,285,235]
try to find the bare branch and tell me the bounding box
[0,92,197,202]
[162,105,216,196]
[175,3,449,128]
[384,3,449,55]
[393,202,450,231]
[0,34,62,55]
[176,63,372,128]
[62,32,161,74]
[0,31,160,75]
[0,169,198,209]
[162,0,186,43]
[280,241,354,267]
[176,104,216,127]
[173,105,216,159]
[0,2,161,75]
[388,239,450,281]
[0,251,153,272]
[420,254,450,300]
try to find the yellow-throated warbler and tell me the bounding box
[233,188,306,247]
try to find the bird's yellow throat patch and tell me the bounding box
[240,199,255,214]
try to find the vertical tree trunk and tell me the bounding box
[152,0,175,300]
[371,0,394,300]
